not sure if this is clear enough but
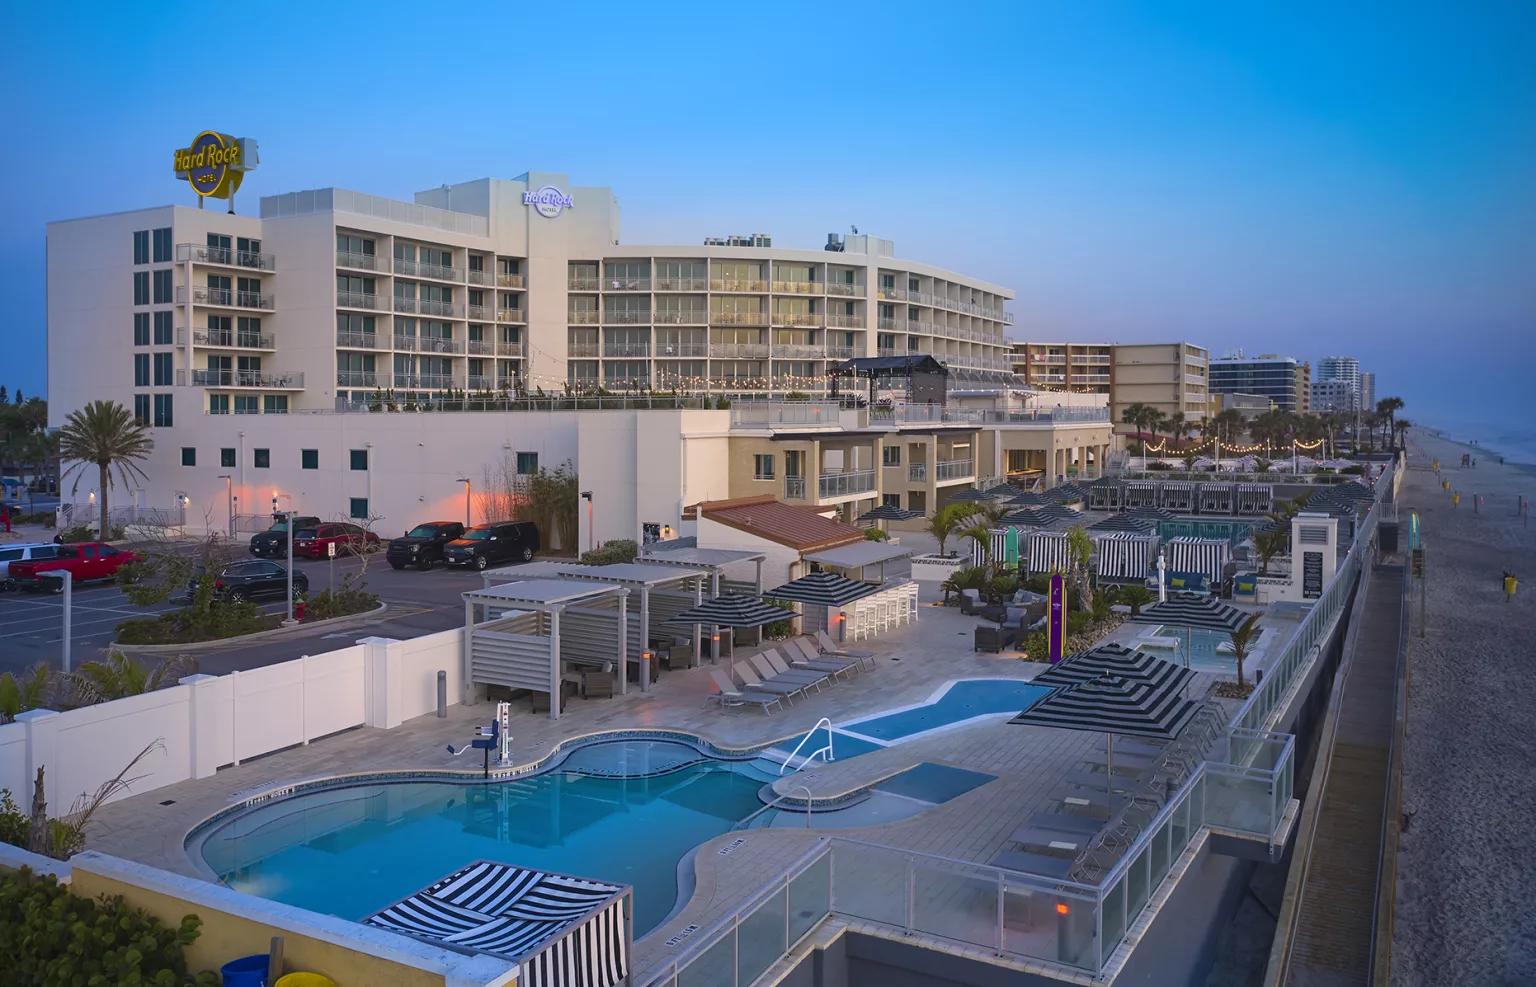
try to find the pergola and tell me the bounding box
[802,541,915,584]
[642,546,767,662]
[461,578,629,720]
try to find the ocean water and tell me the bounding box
[1426,420,1536,467]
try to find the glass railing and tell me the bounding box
[818,470,876,499]
[784,476,806,500]
[731,401,839,427]
[935,458,974,481]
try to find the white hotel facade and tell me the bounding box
[46,171,1110,547]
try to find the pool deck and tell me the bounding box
[85,596,1236,977]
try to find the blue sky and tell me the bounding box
[3,1,1532,426]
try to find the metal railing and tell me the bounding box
[771,280,821,294]
[935,458,974,481]
[193,328,274,349]
[568,343,601,358]
[497,273,526,289]
[335,330,383,349]
[1071,374,1111,384]
[877,317,897,331]
[497,308,527,324]
[603,310,652,324]
[710,312,769,326]
[654,277,709,291]
[730,401,840,427]
[711,343,769,359]
[604,343,651,358]
[335,250,386,272]
[337,290,386,310]
[824,314,864,329]
[467,269,494,286]
[417,335,464,354]
[604,277,651,291]
[825,345,855,359]
[393,335,418,351]
[908,463,927,482]
[653,310,709,325]
[826,282,866,297]
[710,278,768,292]
[467,339,522,357]
[335,371,377,387]
[656,343,709,357]
[177,243,276,270]
[568,276,601,291]
[177,285,275,310]
[419,262,463,282]
[883,406,1112,425]
[568,310,603,324]
[771,344,826,359]
[818,470,876,499]
[781,719,834,774]
[467,304,491,320]
[783,476,807,499]
[188,370,304,389]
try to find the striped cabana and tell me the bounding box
[1197,482,1234,514]
[1088,478,1123,510]
[1166,536,1231,585]
[1160,481,1196,512]
[1123,481,1159,509]
[1093,531,1161,582]
[1025,530,1073,575]
[1235,483,1274,515]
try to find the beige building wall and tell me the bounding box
[1007,340,1208,430]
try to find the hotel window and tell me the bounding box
[604,261,650,289]
[499,257,521,276]
[350,498,369,520]
[883,445,902,467]
[152,352,173,386]
[568,294,598,319]
[152,228,172,263]
[568,261,598,287]
[235,396,259,415]
[907,277,919,292]
[785,451,804,477]
[772,263,816,285]
[753,455,775,480]
[337,274,375,298]
[468,255,485,274]
[133,272,150,305]
[133,354,150,387]
[154,311,173,345]
[831,268,854,285]
[237,277,262,305]
[516,452,538,475]
[134,313,150,345]
[604,295,650,321]
[879,273,895,290]
[181,448,196,467]
[209,395,230,415]
[350,449,368,471]
[237,316,261,347]
[337,233,374,257]
[907,307,919,322]
[337,313,375,343]
[882,493,902,509]
[133,230,149,265]
[263,395,288,414]
[655,260,705,287]
[237,236,260,261]
[220,447,236,467]
[394,242,416,266]
[133,395,150,424]
[421,284,453,306]
[253,448,270,469]
[301,449,319,470]
[153,394,173,428]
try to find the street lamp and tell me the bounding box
[217,475,232,536]
[275,509,298,626]
[456,477,471,527]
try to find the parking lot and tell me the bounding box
[0,547,504,677]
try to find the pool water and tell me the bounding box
[1152,626,1237,673]
[840,679,1052,742]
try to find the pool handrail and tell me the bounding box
[780,717,834,774]
[733,786,815,831]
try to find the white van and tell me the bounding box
[0,543,60,583]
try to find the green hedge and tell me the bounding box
[580,539,638,566]
[0,868,219,986]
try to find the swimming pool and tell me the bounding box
[1150,625,1237,673]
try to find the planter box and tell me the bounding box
[911,553,966,582]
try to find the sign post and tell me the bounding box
[328,539,337,594]
[1048,574,1066,664]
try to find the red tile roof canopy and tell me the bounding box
[696,495,866,553]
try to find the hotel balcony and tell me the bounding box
[826,345,855,359]
[178,286,275,310]
[825,282,866,297]
[825,314,864,329]
[568,310,603,324]
[1072,373,1111,385]
[467,339,522,357]
[877,317,897,331]
[568,276,601,291]
[656,343,709,358]
[935,458,976,484]
[654,277,709,291]
[783,476,807,500]
[394,258,463,282]
[394,297,463,318]
[1033,354,1068,364]
[336,290,387,311]
[908,463,927,482]
[182,327,276,351]
[1072,353,1112,364]
[495,273,526,289]
[771,280,821,295]
[569,343,601,359]
[709,312,769,327]
[603,277,651,291]
[467,269,494,287]
[184,369,305,389]
[335,250,387,273]
[335,330,384,350]
[772,343,826,359]
[710,278,768,293]
[392,373,459,390]
[603,311,651,325]
[711,343,770,359]
[771,312,822,328]
[496,308,527,325]
[818,469,877,501]
[604,343,651,358]
[1033,372,1066,383]
[1186,373,1208,386]
[653,310,708,325]
[417,336,465,355]
[176,243,275,271]
[336,371,378,388]
[877,347,900,358]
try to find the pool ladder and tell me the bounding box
[779,718,834,775]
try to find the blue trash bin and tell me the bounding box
[220,954,269,987]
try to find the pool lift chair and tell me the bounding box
[448,701,513,777]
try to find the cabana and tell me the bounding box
[1197,482,1234,514]
[1165,537,1232,587]
[1160,481,1196,513]
[1088,478,1123,511]
[1025,530,1073,575]
[1235,483,1274,515]
[1123,481,1159,510]
[462,579,629,719]
[803,541,916,584]
[642,546,767,660]
[1093,531,1160,583]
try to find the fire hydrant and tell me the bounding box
[296,600,307,621]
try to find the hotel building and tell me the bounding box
[46,171,1108,545]
[1008,341,1209,429]
[1208,352,1306,413]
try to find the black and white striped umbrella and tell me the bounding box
[1006,490,1049,506]
[1089,514,1156,534]
[668,595,796,628]
[366,860,628,985]
[765,570,879,608]
[1124,593,1249,633]
[985,483,1018,496]
[857,504,925,523]
[1031,643,1195,690]
[1050,483,1089,503]
[949,487,997,503]
[1002,508,1062,528]
[1127,506,1178,521]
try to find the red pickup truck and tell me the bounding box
[9,542,138,591]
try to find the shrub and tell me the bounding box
[0,789,27,848]
[862,527,890,542]
[580,539,638,566]
[0,868,219,986]
[115,602,272,645]
[302,585,381,621]
[56,525,94,543]
[9,512,54,527]
[761,597,796,639]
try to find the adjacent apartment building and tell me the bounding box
[47,169,1107,545]
[1208,353,1307,413]
[1009,341,1208,430]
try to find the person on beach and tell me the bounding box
[1504,570,1517,603]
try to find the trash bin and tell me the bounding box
[220,954,269,987]
[275,975,336,987]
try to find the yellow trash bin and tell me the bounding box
[275,975,337,987]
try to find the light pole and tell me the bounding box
[580,491,594,553]
[276,509,298,626]
[218,475,232,536]
[457,478,471,527]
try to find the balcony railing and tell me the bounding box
[935,458,975,481]
[177,243,276,270]
[192,328,275,350]
[604,343,651,358]
[568,276,600,291]
[1186,373,1207,386]
[877,317,897,331]
[772,344,826,359]
[825,345,855,359]
[603,310,651,324]
[710,278,768,292]
[711,343,769,359]
[652,309,708,325]
[497,308,527,324]
[568,343,601,358]
[908,463,927,482]
[568,310,602,324]
[825,314,864,329]
[818,469,877,499]
[178,285,274,309]
[1034,372,1066,383]
[772,312,822,327]
[497,273,526,289]
[468,339,522,357]
[467,269,494,286]
[771,280,821,294]
[783,476,807,500]
[729,401,840,428]
[335,249,387,272]
[1072,354,1113,364]
[654,277,709,291]
[604,277,651,291]
[335,371,377,388]
[335,330,383,349]
[418,336,465,354]
[393,373,459,390]
[877,347,899,357]
[187,369,304,389]
[709,311,769,326]
[393,335,417,351]
[655,343,709,357]
[826,282,866,297]
[336,290,386,311]
[395,297,461,318]
[1072,374,1111,385]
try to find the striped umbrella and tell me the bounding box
[1002,508,1061,527]
[669,595,796,628]
[985,483,1018,496]
[1031,643,1195,689]
[1007,491,1049,506]
[857,504,924,524]
[1127,506,1177,521]
[1124,593,1250,668]
[1050,483,1089,503]
[764,570,879,608]
[1089,514,1156,533]
[949,488,998,503]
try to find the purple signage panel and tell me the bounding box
[1049,574,1066,663]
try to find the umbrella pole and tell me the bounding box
[1185,626,1191,669]
[1107,734,1114,792]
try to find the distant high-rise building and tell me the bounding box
[1311,378,1358,414]
[1315,356,1362,411]
[1297,361,1311,414]
[703,233,771,247]
[1359,371,1376,412]
[1209,352,1304,412]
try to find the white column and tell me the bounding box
[359,636,404,729]
[16,709,59,806]
[637,586,651,693]
[179,673,229,779]
[548,605,563,720]
[616,589,630,695]
[462,597,478,706]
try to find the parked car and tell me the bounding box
[387,520,466,570]
[442,521,540,570]
[291,522,380,559]
[0,543,60,583]
[9,542,137,591]
[250,515,322,558]
[188,560,308,603]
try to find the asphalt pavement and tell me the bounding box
[0,549,494,677]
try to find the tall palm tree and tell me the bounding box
[1065,524,1094,611]
[1376,397,1405,451]
[1228,612,1263,689]
[1254,527,1289,574]
[926,502,980,556]
[1168,411,1188,447]
[1120,402,1150,447]
[959,520,995,565]
[57,400,153,537]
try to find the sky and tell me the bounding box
[2,1,1533,427]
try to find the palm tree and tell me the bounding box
[926,502,980,556]
[57,400,154,537]
[1393,418,1412,450]
[1114,584,1154,615]
[1120,402,1151,448]
[66,651,195,706]
[0,664,53,724]
[1064,525,1094,611]
[1228,612,1263,688]
[1377,397,1405,451]
[959,520,996,565]
[1254,527,1289,574]
[1168,411,1188,448]
[1213,409,1246,447]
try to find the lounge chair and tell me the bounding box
[1051,787,1128,814]
[974,624,1015,653]
[779,641,859,679]
[732,662,808,703]
[813,631,876,670]
[1063,769,1145,793]
[760,647,850,684]
[747,652,829,691]
[1010,826,1091,854]
[1027,811,1106,835]
[583,670,614,699]
[990,849,1075,877]
[1094,740,1163,758]
[704,667,783,714]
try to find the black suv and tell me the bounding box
[250,515,322,558]
[387,520,467,570]
[442,521,540,570]
[190,560,309,603]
